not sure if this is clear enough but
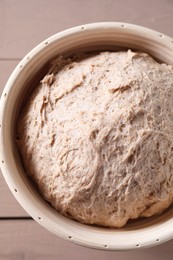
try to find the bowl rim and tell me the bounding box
[1,22,173,251]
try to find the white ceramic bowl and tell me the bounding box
[1,22,173,251]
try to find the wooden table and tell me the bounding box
[1,0,173,259]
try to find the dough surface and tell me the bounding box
[17,50,173,227]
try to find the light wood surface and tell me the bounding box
[1,0,173,258]
[0,174,28,217]
[1,220,173,260]
[0,0,173,59]
[0,60,20,95]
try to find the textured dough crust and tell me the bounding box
[17,50,173,227]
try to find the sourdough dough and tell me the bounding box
[16,50,173,227]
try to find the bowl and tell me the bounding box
[1,22,173,251]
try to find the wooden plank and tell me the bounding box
[0,172,28,217]
[0,220,173,260]
[0,0,173,59]
[0,60,20,95]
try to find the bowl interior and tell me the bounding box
[1,22,173,250]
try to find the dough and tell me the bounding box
[16,50,173,227]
